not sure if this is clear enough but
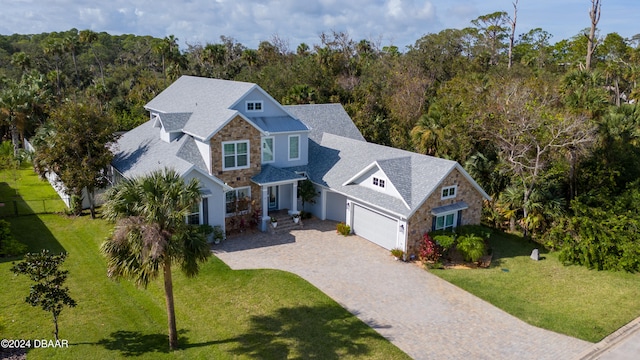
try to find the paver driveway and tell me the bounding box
[213,220,591,360]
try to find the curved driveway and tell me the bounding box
[213,220,591,360]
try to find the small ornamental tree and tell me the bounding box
[297,179,317,212]
[10,250,77,340]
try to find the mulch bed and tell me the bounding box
[413,250,493,270]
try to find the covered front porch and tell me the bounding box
[252,165,306,231]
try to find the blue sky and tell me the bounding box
[0,0,636,50]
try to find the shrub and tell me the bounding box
[456,234,486,262]
[336,222,351,236]
[432,234,455,251]
[418,233,441,263]
[456,225,492,239]
[212,225,224,244]
[390,248,404,259]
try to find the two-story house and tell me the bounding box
[111,75,490,256]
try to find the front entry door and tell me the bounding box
[268,186,278,210]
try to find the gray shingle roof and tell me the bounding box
[112,120,202,178]
[159,112,192,132]
[145,76,255,140]
[377,157,413,207]
[176,137,207,171]
[285,104,365,143]
[307,133,466,218]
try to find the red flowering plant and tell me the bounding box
[418,232,442,263]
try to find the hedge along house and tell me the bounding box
[111,76,490,256]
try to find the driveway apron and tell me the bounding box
[213,220,591,360]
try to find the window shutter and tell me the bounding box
[431,216,436,232]
[457,210,462,227]
[203,198,209,225]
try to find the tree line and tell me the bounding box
[1,3,640,270]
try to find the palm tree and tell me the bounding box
[410,107,446,156]
[79,29,105,86]
[0,79,25,156]
[100,169,210,350]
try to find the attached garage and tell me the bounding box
[352,204,398,250]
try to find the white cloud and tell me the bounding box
[79,8,105,27]
[0,0,635,51]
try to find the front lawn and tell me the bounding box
[430,231,640,343]
[0,167,408,359]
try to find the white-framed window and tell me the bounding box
[435,212,457,230]
[288,135,300,160]
[226,187,251,216]
[246,101,263,112]
[222,140,249,170]
[441,185,457,200]
[373,177,385,188]
[262,137,274,163]
[186,201,200,225]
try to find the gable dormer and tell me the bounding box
[231,87,290,118]
[343,161,407,206]
[153,112,191,143]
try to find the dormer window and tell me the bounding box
[441,185,457,200]
[246,101,263,112]
[373,177,385,188]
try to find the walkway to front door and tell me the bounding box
[212,219,591,360]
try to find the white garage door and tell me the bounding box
[352,204,398,250]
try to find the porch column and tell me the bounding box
[291,181,298,213]
[261,186,269,232]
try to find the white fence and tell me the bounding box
[24,139,107,210]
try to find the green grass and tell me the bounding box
[0,167,409,359]
[0,164,67,216]
[431,231,640,342]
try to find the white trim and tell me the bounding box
[373,177,386,188]
[261,136,275,164]
[183,166,233,191]
[342,162,378,186]
[313,182,408,220]
[186,200,201,225]
[406,164,491,219]
[222,140,250,170]
[246,100,264,112]
[288,134,300,161]
[434,211,458,231]
[351,202,400,250]
[441,185,457,200]
[196,112,266,142]
[252,178,301,187]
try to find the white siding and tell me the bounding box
[326,191,347,222]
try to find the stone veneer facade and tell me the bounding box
[405,167,484,256]
[209,115,262,229]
